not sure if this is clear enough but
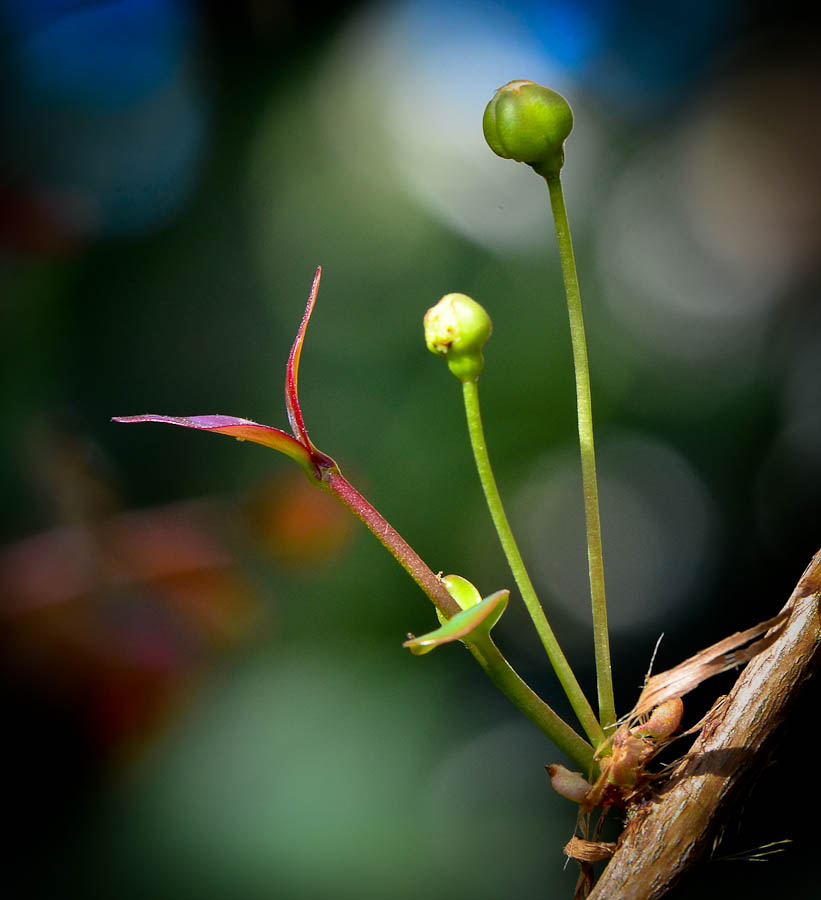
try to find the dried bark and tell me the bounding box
[587,549,821,900]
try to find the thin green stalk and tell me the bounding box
[469,635,595,772]
[322,466,595,767]
[545,174,615,732]
[461,379,605,748]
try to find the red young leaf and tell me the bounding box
[286,267,321,449]
[112,414,313,470]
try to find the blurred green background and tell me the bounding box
[2,2,820,898]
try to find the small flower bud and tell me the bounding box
[606,732,652,788]
[546,764,592,804]
[633,697,684,742]
[441,573,482,611]
[483,80,573,179]
[424,293,492,382]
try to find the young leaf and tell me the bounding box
[403,589,508,655]
[112,414,314,472]
[286,267,321,450]
[440,573,482,610]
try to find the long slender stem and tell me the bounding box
[461,379,605,748]
[545,175,615,732]
[322,466,595,769]
[469,635,596,772]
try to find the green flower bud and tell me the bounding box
[424,293,492,382]
[441,574,482,611]
[483,80,573,179]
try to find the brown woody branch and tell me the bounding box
[587,549,821,900]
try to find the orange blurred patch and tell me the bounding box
[0,500,263,754]
[245,472,354,567]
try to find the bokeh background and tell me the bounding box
[2,2,820,898]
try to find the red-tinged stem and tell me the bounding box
[322,467,461,619]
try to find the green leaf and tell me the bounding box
[404,589,508,655]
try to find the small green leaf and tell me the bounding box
[434,573,482,626]
[403,589,508,655]
[441,574,482,610]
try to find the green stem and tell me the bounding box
[461,379,605,748]
[322,466,594,769]
[469,635,595,772]
[545,174,615,732]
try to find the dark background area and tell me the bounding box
[1,2,820,898]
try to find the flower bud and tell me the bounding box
[606,731,651,788]
[441,573,482,611]
[424,293,492,382]
[633,697,684,742]
[483,80,573,179]
[546,764,592,804]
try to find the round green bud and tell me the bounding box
[441,574,482,611]
[482,80,573,179]
[424,293,492,382]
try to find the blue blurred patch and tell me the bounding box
[0,0,206,239]
[4,0,192,108]
[399,0,737,111]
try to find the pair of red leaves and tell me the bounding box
[115,268,336,484]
